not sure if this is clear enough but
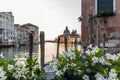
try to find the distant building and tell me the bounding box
[0,12,14,44]
[59,26,80,44]
[81,0,120,53]
[14,24,21,44]
[20,23,39,43]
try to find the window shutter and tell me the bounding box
[97,0,114,17]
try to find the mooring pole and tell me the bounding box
[29,33,33,58]
[40,31,45,67]
[64,36,67,51]
[74,38,77,48]
[57,36,60,58]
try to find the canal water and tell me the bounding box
[0,42,80,63]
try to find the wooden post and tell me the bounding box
[57,36,60,58]
[29,33,33,58]
[64,36,67,51]
[74,38,77,48]
[40,31,45,67]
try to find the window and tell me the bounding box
[96,0,115,17]
[0,21,2,27]
[0,29,3,35]
[0,39,2,43]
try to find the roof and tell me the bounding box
[14,24,21,27]
[21,23,39,28]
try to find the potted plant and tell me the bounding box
[0,57,46,80]
[83,45,105,80]
[50,44,120,80]
[83,45,120,80]
[98,10,114,17]
[50,47,85,80]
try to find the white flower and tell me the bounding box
[83,74,89,80]
[85,49,91,56]
[13,68,23,79]
[108,76,118,80]
[98,57,105,65]
[70,46,75,51]
[109,69,117,78]
[81,49,84,54]
[111,54,118,61]
[91,46,99,53]
[15,60,25,67]
[104,60,111,66]
[87,44,93,49]
[95,73,104,80]
[62,50,76,60]
[105,53,113,60]
[8,64,14,71]
[117,53,120,58]
[56,70,63,77]
[21,66,28,75]
[92,56,98,63]
[66,50,74,57]
[0,67,7,80]
[63,65,67,72]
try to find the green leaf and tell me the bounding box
[95,48,103,58]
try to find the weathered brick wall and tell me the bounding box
[81,0,120,48]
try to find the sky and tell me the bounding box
[0,0,81,40]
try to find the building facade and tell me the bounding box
[14,23,39,45]
[81,0,120,51]
[59,26,80,45]
[0,12,39,46]
[20,23,39,44]
[0,12,15,45]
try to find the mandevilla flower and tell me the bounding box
[0,67,7,80]
[7,64,14,71]
[56,70,63,77]
[91,46,99,53]
[109,69,117,78]
[92,56,98,63]
[83,74,89,80]
[95,73,104,80]
[98,57,106,65]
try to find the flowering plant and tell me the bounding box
[0,57,46,80]
[50,47,85,80]
[50,45,120,80]
[84,45,108,76]
[83,45,120,80]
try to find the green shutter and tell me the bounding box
[97,0,114,17]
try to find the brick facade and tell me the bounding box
[81,0,120,50]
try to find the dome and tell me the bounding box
[63,26,70,35]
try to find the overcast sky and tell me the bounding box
[0,0,81,40]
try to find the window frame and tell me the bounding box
[95,0,115,16]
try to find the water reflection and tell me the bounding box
[0,44,38,60]
[0,42,80,63]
